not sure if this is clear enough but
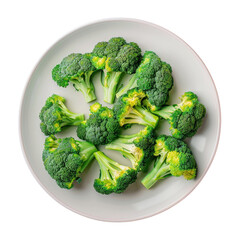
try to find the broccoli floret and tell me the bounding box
[141,135,197,189]
[116,51,173,110]
[113,88,159,128]
[93,151,137,194]
[52,53,97,102]
[91,37,142,104]
[153,92,206,139]
[76,102,120,145]
[43,135,97,189]
[39,94,84,135]
[106,126,156,172]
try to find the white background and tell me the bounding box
[1,0,239,239]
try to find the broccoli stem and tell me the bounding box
[106,138,139,169]
[71,74,96,103]
[141,152,171,189]
[124,106,159,128]
[77,141,98,172]
[56,101,85,126]
[61,114,85,126]
[103,71,123,104]
[153,105,176,119]
[116,74,138,98]
[94,151,125,181]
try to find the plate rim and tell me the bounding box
[19,17,221,222]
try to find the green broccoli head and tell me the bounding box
[106,126,156,172]
[141,135,197,189]
[39,94,84,135]
[91,37,142,104]
[108,43,142,74]
[76,102,121,145]
[153,91,206,139]
[145,62,173,109]
[135,51,162,90]
[113,88,159,128]
[42,135,97,189]
[92,41,108,58]
[91,37,127,70]
[104,37,127,58]
[52,53,97,102]
[93,151,137,194]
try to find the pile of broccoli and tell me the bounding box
[38,36,207,195]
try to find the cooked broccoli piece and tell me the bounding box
[52,53,97,102]
[105,126,156,172]
[91,37,142,104]
[42,135,97,189]
[93,151,137,194]
[76,102,120,145]
[141,135,197,189]
[153,91,206,139]
[113,88,159,128]
[39,94,84,135]
[116,51,173,110]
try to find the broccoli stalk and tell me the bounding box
[106,135,141,169]
[141,135,197,189]
[153,92,206,139]
[93,151,137,194]
[70,70,96,103]
[54,98,84,126]
[116,74,138,98]
[39,94,85,135]
[152,105,175,119]
[102,70,123,104]
[141,152,170,189]
[105,126,156,172]
[123,105,159,127]
[77,141,98,172]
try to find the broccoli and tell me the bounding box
[105,126,156,172]
[141,135,197,189]
[116,51,173,110]
[39,94,84,135]
[42,135,97,189]
[76,102,121,145]
[93,151,137,194]
[52,53,97,102]
[113,88,159,128]
[91,37,142,104]
[153,91,206,139]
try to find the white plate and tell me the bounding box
[20,18,221,222]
